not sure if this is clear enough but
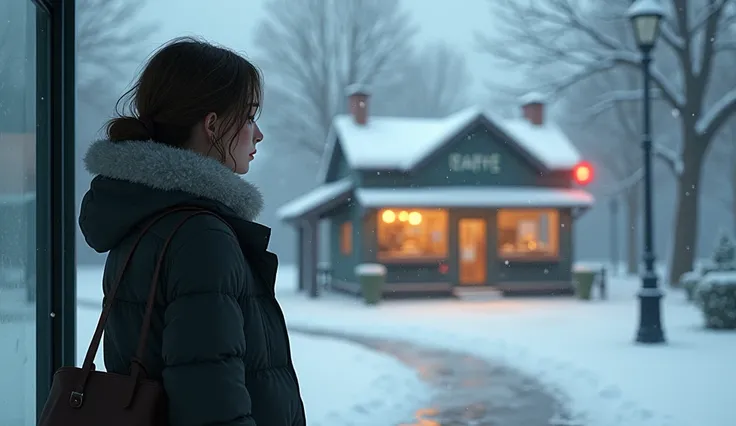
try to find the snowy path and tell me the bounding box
[292,326,568,426]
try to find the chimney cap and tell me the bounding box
[346,83,371,97]
[520,91,547,105]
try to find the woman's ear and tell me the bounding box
[204,112,218,139]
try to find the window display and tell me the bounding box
[377,208,448,260]
[497,209,559,258]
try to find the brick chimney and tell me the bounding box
[346,83,370,126]
[520,92,546,126]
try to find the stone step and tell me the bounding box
[452,286,503,301]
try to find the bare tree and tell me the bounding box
[476,0,736,283]
[707,20,736,235]
[562,69,644,274]
[718,123,736,234]
[708,107,736,234]
[76,0,156,105]
[726,137,736,235]
[566,69,682,274]
[560,16,682,275]
[254,0,417,159]
[377,41,472,118]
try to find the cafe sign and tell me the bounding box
[448,152,501,174]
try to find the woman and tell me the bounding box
[79,37,306,426]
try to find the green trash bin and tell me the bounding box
[573,269,597,300]
[355,263,387,305]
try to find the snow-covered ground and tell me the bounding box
[74,273,429,426]
[266,264,732,426]
[3,264,733,426]
[75,264,736,426]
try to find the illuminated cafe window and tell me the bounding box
[497,209,559,258]
[340,222,352,255]
[377,208,448,260]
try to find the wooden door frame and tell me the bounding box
[450,210,491,286]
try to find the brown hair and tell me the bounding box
[106,36,263,163]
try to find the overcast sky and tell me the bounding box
[133,0,501,105]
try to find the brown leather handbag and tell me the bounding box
[38,207,220,426]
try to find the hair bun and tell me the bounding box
[106,116,154,142]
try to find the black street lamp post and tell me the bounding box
[627,0,666,344]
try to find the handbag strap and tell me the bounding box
[76,206,230,394]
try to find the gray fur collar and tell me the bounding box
[84,139,263,221]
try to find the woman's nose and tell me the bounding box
[254,123,264,143]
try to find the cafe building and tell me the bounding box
[278,88,595,298]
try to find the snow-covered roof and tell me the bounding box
[277,178,353,221]
[355,186,594,208]
[318,106,581,182]
[494,118,580,171]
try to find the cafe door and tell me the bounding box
[457,218,487,285]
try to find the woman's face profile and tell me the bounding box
[228,106,264,175]
[199,105,264,175]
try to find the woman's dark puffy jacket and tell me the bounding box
[79,139,306,426]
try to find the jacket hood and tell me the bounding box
[79,139,264,253]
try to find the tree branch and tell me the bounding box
[653,141,684,176]
[601,168,644,197]
[575,88,662,122]
[696,88,736,138]
[660,21,686,51]
[606,51,686,108]
[693,0,725,79]
[690,0,734,32]
[255,0,418,158]
[475,0,686,110]
[382,41,471,117]
[75,0,155,104]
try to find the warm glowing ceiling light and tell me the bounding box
[381,209,396,223]
[408,211,422,225]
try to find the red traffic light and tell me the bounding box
[573,162,593,185]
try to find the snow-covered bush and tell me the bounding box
[700,262,718,276]
[712,231,736,271]
[688,232,736,307]
[679,271,701,301]
[695,272,736,329]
